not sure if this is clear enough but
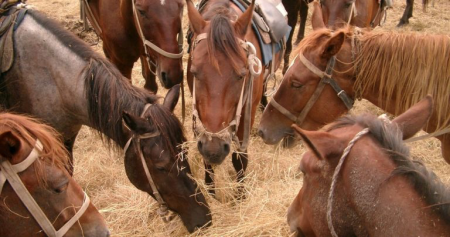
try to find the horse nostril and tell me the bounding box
[197,140,203,151]
[223,143,230,154]
[258,129,265,139]
[161,72,169,87]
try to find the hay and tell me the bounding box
[26,0,450,236]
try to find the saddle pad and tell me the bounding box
[0,6,27,73]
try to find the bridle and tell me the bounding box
[122,103,175,222]
[190,33,262,152]
[269,52,354,126]
[132,0,184,77]
[326,127,370,237]
[0,140,90,237]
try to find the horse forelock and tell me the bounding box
[203,0,246,74]
[0,113,69,186]
[353,31,450,132]
[327,114,450,223]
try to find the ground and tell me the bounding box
[25,0,450,236]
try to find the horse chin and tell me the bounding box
[281,135,297,149]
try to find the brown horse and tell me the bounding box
[186,0,282,194]
[287,97,450,236]
[398,0,430,27]
[258,5,450,163]
[0,6,210,232]
[85,0,184,92]
[0,113,109,237]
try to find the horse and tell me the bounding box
[84,0,184,92]
[0,5,211,232]
[257,5,450,163]
[398,0,430,27]
[0,113,109,237]
[287,96,450,236]
[281,0,383,74]
[186,0,283,195]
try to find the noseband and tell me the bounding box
[0,140,90,237]
[132,0,184,77]
[269,52,354,126]
[123,103,175,222]
[190,33,262,152]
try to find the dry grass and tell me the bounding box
[27,0,450,236]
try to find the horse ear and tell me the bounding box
[311,1,326,30]
[122,111,149,132]
[0,131,21,159]
[321,32,345,59]
[234,0,255,38]
[391,95,433,139]
[186,0,206,34]
[292,125,342,161]
[163,84,180,112]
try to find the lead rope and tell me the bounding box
[327,128,369,237]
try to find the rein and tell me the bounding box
[190,33,262,152]
[122,103,175,222]
[269,52,354,126]
[0,140,90,237]
[326,127,369,237]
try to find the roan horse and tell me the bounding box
[84,0,184,92]
[258,5,450,163]
[0,113,109,237]
[287,96,450,236]
[186,0,282,195]
[0,6,211,232]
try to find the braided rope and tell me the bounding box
[326,127,369,237]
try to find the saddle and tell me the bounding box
[0,0,27,73]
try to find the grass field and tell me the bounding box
[27,0,450,236]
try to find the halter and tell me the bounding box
[132,0,184,77]
[0,140,90,237]
[326,127,370,237]
[122,103,175,222]
[190,33,262,152]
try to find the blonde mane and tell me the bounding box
[353,30,450,131]
[0,113,69,185]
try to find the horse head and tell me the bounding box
[287,96,442,236]
[0,113,109,237]
[258,2,355,146]
[186,0,257,165]
[122,85,211,233]
[133,0,184,89]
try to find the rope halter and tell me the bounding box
[132,0,184,77]
[0,140,90,237]
[190,33,262,152]
[122,103,175,222]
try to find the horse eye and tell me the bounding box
[53,181,69,194]
[156,166,166,172]
[137,9,146,17]
[291,82,303,89]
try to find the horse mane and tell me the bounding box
[326,114,450,223]
[352,29,450,131]
[202,0,246,73]
[0,113,69,186]
[28,9,185,154]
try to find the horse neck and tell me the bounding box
[120,0,139,35]
[342,145,450,235]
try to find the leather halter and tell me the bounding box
[122,103,174,222]
[190,33,262,152]
[132,0,184,77]
[0,140,90,237]
[269,52,354,126]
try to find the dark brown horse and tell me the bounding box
[287,97,450,236]
[0,7,210,232]
[186,0,282,194]
[258,4,450,163]
[0,113,109,237]
[84,0,184,92]
[398,0,430,27]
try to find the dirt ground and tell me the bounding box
[26,0,450,236]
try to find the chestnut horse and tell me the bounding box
[0,7,210,232]
[258,5,450,163]
[186,0,282,194]
[84,0,184,92]
[0,113,109,237]
[287,97,450,236]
